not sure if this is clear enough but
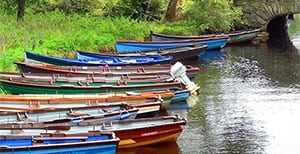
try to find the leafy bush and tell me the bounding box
[110,0,166,21]
[185,0,243,33]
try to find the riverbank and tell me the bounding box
[0,12,206,72]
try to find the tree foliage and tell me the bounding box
[110,0,166,21]
[0,0,103,15]
[185,0,243,33]
[0,0,244,33]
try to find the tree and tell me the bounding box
[165,0,178,21]
[17,0,26,21]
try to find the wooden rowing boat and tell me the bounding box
[0,131,119,154]
[150,29,261,44]
[15,62,200,79]
[0,76,182,93]
[0,77,192,104]
[25,51,172,66]
[77,44,207,61]
[0,103,138,124]
[115,35,228,52]
[0,71,171,82]
[0,91,167,117]
[0,115,185,148]
[0,71,176,87]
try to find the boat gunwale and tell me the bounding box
[117,36,229,44]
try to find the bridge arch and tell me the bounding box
[234,0,300,35]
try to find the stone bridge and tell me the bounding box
[234,0,300,35]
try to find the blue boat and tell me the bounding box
[115,36,228,53]
[0,132,119,154]
[25,51,172,66]
[76,51,172,65]
[78,45,207,62]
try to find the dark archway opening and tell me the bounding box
[267,15,288,37]
[267,15,293,49]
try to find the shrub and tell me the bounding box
[110,0,166,21]
[185,0,243,33]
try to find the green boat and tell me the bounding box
[151,29,261,44]
[227,29,261,44]
[0,78,183,95]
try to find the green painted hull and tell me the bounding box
[0,80,181,95]
[32,81,156,87]
[228,31,259,44]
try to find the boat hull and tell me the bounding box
[116,36,228,52]
[15,62,200,79]
[0,105,138,124]
[0,116,186,149]
[1,143,118,154]
[86,45,207,61]
[25,51,171,66]
[151,29,260,45]
[76,51,172,65]
[0,79,182,95]
[0,80,187,104]
[0,133,119,154]
[227,29,260,44]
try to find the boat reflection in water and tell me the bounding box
[198,49,227,62]
[117,142,180,154]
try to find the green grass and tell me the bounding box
[0,11,198,72]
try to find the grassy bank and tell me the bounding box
[0,12,197,72]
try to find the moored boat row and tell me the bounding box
[0,115,186,149]
[0,50,197,153]
[0,28,260,153]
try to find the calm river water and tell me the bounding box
[117,19,300,154]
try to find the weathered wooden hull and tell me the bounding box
[116,36,228,52]
[0,115,186,149]
[0,91,172,109]
[0,72,174,88]
[116,122,183,148]
[151,29,260,45]
[25,51,172,66]
[0,132,119,154]
[15,62,200,79]
[0,104,138,124]
[0,72,172,82]
[227,29,260,44]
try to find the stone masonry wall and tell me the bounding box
[234,0,300,30]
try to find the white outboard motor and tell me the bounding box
[170,62,200,95]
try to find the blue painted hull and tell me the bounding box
[76,51,172,65]
[0,135,119,154]
[116,38,228,53]
[1,144,117,154]
[171,90,190,103]
[25,51,171,66]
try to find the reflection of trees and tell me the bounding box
[181,60,268,153]
[182,65,223,153]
